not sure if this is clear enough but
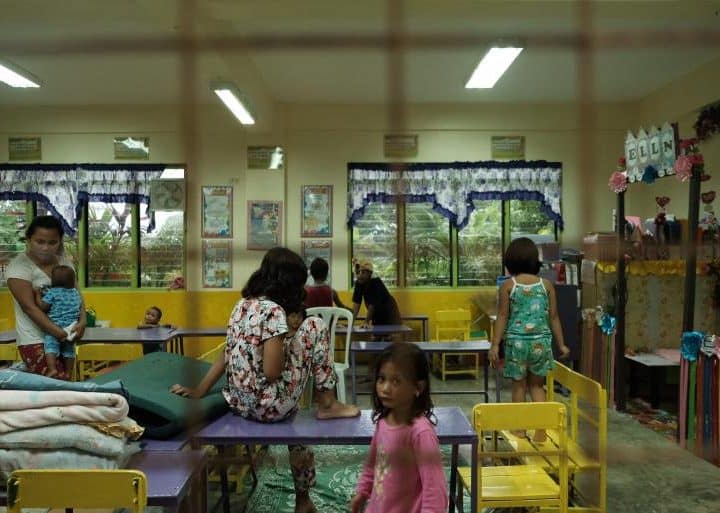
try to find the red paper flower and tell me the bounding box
[618,156,627,168]
[690,154,704,166]
[674,155,693,181]
[609,171,628,193]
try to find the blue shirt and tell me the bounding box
[43,287,82,327]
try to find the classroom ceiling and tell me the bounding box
[0,0,719,107]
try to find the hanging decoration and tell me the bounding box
[641,165,658,184]
[624,123,677,183]
[674,138,707,183]
[608,157,628,193]
[694,101,720,141]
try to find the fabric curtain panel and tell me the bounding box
[347,160,563,229]
[0,163,166,235]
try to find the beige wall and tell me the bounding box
[5,64,720,293]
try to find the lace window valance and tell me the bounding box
[0,163,166,236]
[347,160,563,229]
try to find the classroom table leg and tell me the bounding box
[494,365,501,403]
[351,351,357,403]
[449,443,458,513]
[218,445,231,513]
[482,355,489,402]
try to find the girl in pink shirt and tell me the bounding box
[350,343,448,513]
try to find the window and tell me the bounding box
[351,202,398,287]
[141,210,185,288]
[352,198,556,287]
[2,168,185,289]
[0,200,27,287]
[458,200,503,286]
[405,203,451,286]
[87,202,134,287]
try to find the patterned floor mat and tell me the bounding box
[625,397,678,442]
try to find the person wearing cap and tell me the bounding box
[351,260,401,328]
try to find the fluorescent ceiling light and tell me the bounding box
[0,61,41,88]
[213,86,255,125]
[465,47,523,89]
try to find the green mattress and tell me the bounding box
[90,352,228,439]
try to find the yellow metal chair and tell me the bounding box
[6,469,147,513]
[0,343,20,364]
[306,306,354,402]
[433,309,480,380]
[457,402,569,513]
[75,343,144,381]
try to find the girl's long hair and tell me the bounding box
[241,247,307,313]
[371,343,436,425]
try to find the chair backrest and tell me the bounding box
[306,307,354,367]
[75,343,144,380]
[473,401,566,434]
[434,309,471,341]
[7,469,148,513]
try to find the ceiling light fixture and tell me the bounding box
[465,46,523,89]
[212,84,255,125]
[0,60,41,88]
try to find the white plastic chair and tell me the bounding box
[306,306,354,402]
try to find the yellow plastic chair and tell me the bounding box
[433,309,480,380]
[0,343,20,364]
[306,306,354,402]
[75,343,144,381]
[6,469,147,513]
[457,402,569,513]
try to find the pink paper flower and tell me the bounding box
[674,155,693,181]
[609,171,628,193]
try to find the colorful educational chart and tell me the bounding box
[247,200,283,250]
[301,185,332,237]
[202,239,232,288]
[202,186,232,238]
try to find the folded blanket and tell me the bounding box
[91,352,229,439]
[0,423,134,458]
[0,390,128,433]
[0,368,127,398]
[0,445,140,481]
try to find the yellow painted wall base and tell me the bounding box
[0,288,498,357]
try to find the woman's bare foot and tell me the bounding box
[45,368,59,378]
[316,400,360,420]
[295,491,317,513]
[532,429,547,443]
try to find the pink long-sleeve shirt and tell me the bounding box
[355,416,448,513]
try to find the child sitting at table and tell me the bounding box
[350,343,447,513]
[34,265,83,379]
[137,305,173,329]
[170,247,359,513]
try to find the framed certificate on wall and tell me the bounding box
[247,200,283,250]
[301,185,332,237]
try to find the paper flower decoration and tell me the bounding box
[681,331,703,361]
[674,155,693,181]
[598,313,616,335]
[608,171,628,193]
[701,191,716,204]
[642,165,658,184]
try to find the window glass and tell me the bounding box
[457,200,502,286]
[351,202,398,287]
[509,200,556,243]
[140,209,185,288]
[87,202,134,287]
[405,202,451,286]
[0,200,27,287]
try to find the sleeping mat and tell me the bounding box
[90,351,228,439]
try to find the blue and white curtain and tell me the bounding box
[347,160,563,229]
[0,163,166,236]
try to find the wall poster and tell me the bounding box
[202,239,232,288]
[247,200,283,250]
[301,185,332,237]
[201,185,232,238]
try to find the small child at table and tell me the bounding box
[138,305,173,354]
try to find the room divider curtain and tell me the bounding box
[347,160,563,229]
[0,163,166,235]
